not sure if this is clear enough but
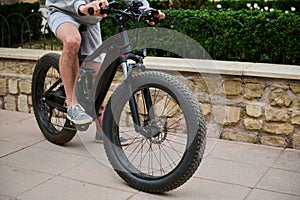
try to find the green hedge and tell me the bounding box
[148,0,300,12]
[0,2,42,47]
[100,9,300,65]
[206,0,300,13]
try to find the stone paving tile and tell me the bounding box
[246,189,300,200]
[33,136,93,158]
[0,141,24,158]
[1,146,89,175]
[1,109,300,199]
[272,149,300,173]
[61,158,138,194]
[130,178,251,200]
[203,138,219,158]
[0,109,33,125]
[195,157,268,187]
[256,168,300,196]
[0,164,52,197]
[206,139,283,166]
[0,117,44,147]
[16,176,134,200]
[0,194,15,200]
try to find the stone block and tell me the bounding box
[200,103,211,116]
[0,61,4,70]
[265,108,289,122]
[223,80,242,96]
[221,130,257,143]
[293,130,300,150]
[20,62,34,74]
[291,110,300,125]
[212,106,240,125]
[246,104,262,117]
[244,118,263,130]
[290,84,300,93]
[261,135,286,148]
[29,106,34,114]
[204,77,224,95]
[263,123,294,135]
[28,95,32,106]
[0,97,3,109]
[0,78,7,96]
[4,94,16,111]
[8,79,18,94]
[193,78,208,92]
[269,88,293,107]
[244,83,265,99]
[18,94,29,113]
[5,61,19,73]
[183,78,195,91]
[19,80,31,94]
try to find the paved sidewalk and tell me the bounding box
[0,109,299,200]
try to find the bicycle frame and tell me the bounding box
[82,26,156,135]
[85,30,156,134]
[44,1,159,132]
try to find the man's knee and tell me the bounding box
[63,37,81,53]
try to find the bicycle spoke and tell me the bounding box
[116,84,189,178]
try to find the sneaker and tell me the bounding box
[95,132,103,143]
[95,132,130,146]
[119,137,130,146]
[67,103,93,125]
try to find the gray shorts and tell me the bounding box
[47,10,103,58]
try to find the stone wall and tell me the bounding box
[0,48,299,149]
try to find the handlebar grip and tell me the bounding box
[88,2,111,15]
[147,9,160,24]
[88,7,95,15]
[88,7,111,15]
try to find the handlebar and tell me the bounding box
[87,1,160,24]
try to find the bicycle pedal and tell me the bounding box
[74,122,91,131]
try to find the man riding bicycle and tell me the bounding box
[45,0,165,144]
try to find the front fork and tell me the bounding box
[121,59,157,137]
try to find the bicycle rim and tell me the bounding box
[111,85,189,179]
[34,65,71,134]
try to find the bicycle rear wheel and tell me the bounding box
[32,53,76,145]
[103,71,206,193]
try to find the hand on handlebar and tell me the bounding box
[78,0,109,17]
[147,10,165,26]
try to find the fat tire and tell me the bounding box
[103,71,206,193]
[32,53,76,145]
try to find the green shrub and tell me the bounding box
[148,0,300,12]
[208,0,300,13]
[101,8,300,64]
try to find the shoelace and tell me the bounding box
[71,104,86,117]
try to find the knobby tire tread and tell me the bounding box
[103,70,206,193]
[32,53,76,145]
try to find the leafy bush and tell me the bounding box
[208,0,300,13]
[148,0,300,12]
[0,2,42,47]
[101,8,300,64]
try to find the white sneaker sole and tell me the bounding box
[67,115,93,125]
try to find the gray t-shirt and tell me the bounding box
[46,0,150,24]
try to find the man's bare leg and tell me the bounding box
[56,22,81,108]
[56,23,93,125]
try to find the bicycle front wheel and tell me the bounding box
[103,71,206,193]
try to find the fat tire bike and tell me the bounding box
[32,1,206,193]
